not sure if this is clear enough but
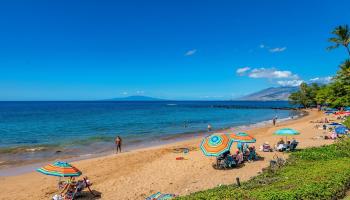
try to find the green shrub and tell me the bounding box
[177,139,350,200]
[344,116,350,129]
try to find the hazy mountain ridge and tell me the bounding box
[104,95,166,101]
[237,87,298,101]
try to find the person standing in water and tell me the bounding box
[115,136,122,153]
[272,117,276,126]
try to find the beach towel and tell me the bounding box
[146,192,176,200]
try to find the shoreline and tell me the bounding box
[0,109,331,200]
[0,110,304,176]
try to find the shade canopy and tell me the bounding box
[200,134,233,157]
[36,161,82,177]
[274,128,300,136]
[229,132,256,143]
[335,126,348,134]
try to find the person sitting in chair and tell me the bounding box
[260,141,273,152]
[248,146,257,161]
[290,138,298,151]
[276,138,286,152]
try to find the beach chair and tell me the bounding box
[83,177,99,198]
[289,142,298,151]
[224,156,236,168]
[62,177,98,200]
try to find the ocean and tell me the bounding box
[0,101,299,169]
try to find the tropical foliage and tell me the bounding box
[327,25,350,56]
[288,25,350,108]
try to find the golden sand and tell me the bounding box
[0,109,335,200]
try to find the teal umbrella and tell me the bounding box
[274,128,300,142]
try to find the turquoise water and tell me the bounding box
[0,101,298,166]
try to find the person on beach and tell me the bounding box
[272,117,276,126]
[115,136,122,153]
[207,124,212,132]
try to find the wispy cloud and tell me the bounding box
[247,68,298,79]
[269,47,287,53]
[308,76,333,84]
[236,67,251,75]
[258,43,287,53]
[122,91,128,95]
[277,80,303,87]
[185,49,197,56]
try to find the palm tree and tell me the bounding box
[336,59,350,83]
[327,25,350,56]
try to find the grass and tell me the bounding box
[177,138,350,200]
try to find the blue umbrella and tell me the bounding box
[335,126,348,134]
[345,107,350,111]
[329,122,342,126]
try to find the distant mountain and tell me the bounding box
[104,95,166,101]
[237,86,298,101]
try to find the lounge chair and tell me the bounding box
[214,156,237,169]
[62,177,98,200]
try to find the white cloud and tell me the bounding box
[309,76,333,84]
[185,49,197,56]
[259,44,265,48]
[269,47,287,53]
[236,67,251,75]
[248,68,298,79]
[277,80,303,87]
[122,92,128,95]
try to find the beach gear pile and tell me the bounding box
[146,192,176,200]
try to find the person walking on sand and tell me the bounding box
[115,136,122,153]
[207,124,212,132]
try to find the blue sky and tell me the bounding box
[0,0,349,100]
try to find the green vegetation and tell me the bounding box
[289,25,350,108]
[177,139,350,200]
[344,116,350,128]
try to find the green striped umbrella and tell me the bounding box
[36,161,82,177]
[200,134,233,157]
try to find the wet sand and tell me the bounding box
[0,109,335,200]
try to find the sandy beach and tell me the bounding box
[0,109,336,200]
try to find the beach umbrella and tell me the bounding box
[335,126,348,135]
[274,128,300,141]
[345,107,350,111]
[328,122,342,126]
[200,134,233,157]
[228,132,256,143]
[36,161,82,177]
